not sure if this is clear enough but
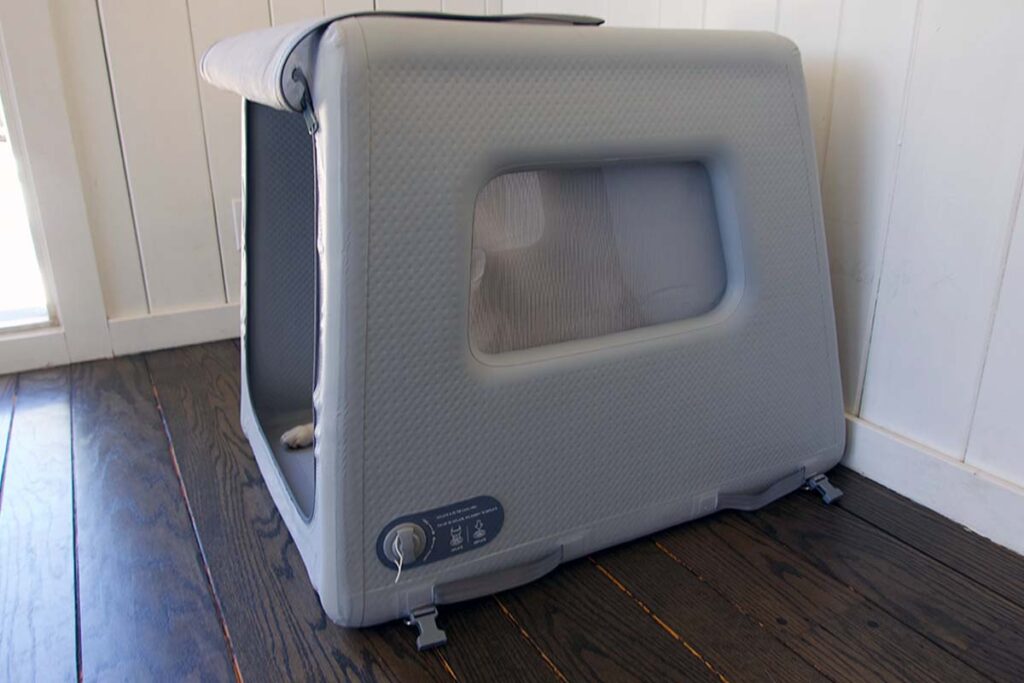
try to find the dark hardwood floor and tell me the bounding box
[1,340,1023,682]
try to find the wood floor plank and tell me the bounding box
[748,490,1024,681]
[0,369,76,683]
[439,598,561,682]
[70,357,235,681]
[146,342,562,682]
[831,466,1024,608]
[655,511,988,682]
[146,342,451,682]
[0,374,15,479]
[145,342,455,682]
[497,557,723,683]
[593,542,826,682]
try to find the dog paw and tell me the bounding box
[280,422,314,449]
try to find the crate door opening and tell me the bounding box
[470,162,728,355]
[244,103,317,518]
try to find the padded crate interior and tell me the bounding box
[244,103,317,518]
[470,162,727,354]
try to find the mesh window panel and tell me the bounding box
[470,162,727,354]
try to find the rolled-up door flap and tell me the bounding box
[200,12,603,112]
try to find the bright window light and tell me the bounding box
[0,93,51,331]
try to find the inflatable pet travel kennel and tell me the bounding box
[202,12,846,648]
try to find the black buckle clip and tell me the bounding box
[291,68,318,135]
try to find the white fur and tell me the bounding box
[280,422,314,449]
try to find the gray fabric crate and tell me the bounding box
[202,12,845,634]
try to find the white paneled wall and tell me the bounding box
[188,0,272,305]
[859,1,1024,455]
[820,0,919,411]
[967,197,1024,484]
[51,0,148,319]
[17,1,1024,547]
[98,0,227,311]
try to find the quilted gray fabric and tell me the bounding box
[209,14,845,627]
[355,18,843,600]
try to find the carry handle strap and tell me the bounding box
[433,548,562,605]
[717,468,807,512]
[426,13,603,26]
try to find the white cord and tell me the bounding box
[392,535,404,584]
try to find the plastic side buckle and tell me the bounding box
[291,67,318,136]
[805,473,843,505]
[405,606,447,651]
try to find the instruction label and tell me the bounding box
[376,496,504,570]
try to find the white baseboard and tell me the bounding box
[0,304,240,374]
[843,415,1024,556]
[0,326,72,374]
[108,303,239,356]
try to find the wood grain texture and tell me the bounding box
[832,467,1024,610]
[71,357,235,681]
[0,375,15,480]
[851,466,1024,602]
[439,597,560,682]
[496,558,722,682]
[0,369,76,683]
[843,416,1024,559]
[593,542,825,682]
[749,490,1024,681]
[146,342,562,682]
[145,342,454,682]
[655,510,988,682]
[7,343,1024,678]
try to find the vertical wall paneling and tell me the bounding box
[659,0,705,28]
[187,0,272,304]
[602,0,660,27]
[443,0,487,13]
[703,0,777,31]
[375,0,442,11]
[775,0,841,173]
[859,0,1024,455]
[270,0,325,25]
[964,176,1024,483]
[819,0,919,412]
[97,0,227,312]
[501,1,601,16]
[50,0,148,319]
[324,0,376,15]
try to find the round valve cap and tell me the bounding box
[382,523,427,565]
